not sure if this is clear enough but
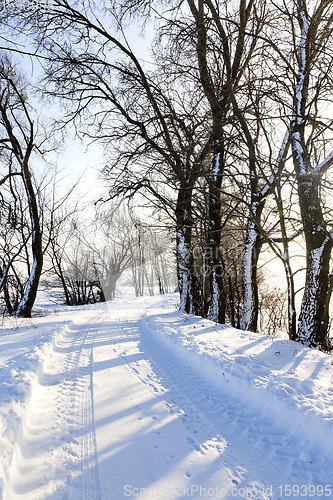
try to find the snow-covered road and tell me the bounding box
[0,295,332,499]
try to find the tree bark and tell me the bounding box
[290,1,333,348]
[176,184,201,315]
[240,199,264,332]
[294,169,332,349]
[15,159,43,317]
[207,139,226,323]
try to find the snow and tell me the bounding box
[16,259,39,314]
[208,268,219,322]
[291,5,310,174]
[210,152,220,182]
[291,131,307,174]
[0,294,332,499]
[315,150,333,174]
[240,221,258,331]
[297,241,330,343]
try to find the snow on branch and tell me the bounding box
[314,151,333,175]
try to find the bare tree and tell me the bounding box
[90,205,133,300]
[3,0,211,314]
[2,0,333,349]
[279,0,333,349]
[0,57,43,317]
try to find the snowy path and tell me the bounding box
[93,306,242,499]
[3,312,102,499]
[0,296,332,499]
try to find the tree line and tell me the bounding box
[0,58,175,314]
[0,0,332,350]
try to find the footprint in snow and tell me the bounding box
[186,437,201,452]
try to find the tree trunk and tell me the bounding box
[283,258,297,341]
[290,1,333,349]
[226,272,236,327]
[240,199,264,332]
[53,250,72,306]
[15,160,43,318]
[207,140,226,323]
[295,172,332,349]
[292,101,333,348]
[176,184,201,315]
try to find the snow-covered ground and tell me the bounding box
[0,294,332,499]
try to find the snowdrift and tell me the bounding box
[0,295,332,499]
[141,300,333,463]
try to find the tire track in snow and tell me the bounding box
[5,311,102,500]
[51,312,102,500]
[79,337,102,500]
[128,315,318,499]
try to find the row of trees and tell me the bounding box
[0,0,332,349]
[49,207,176,305]
[0,58,175,313]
